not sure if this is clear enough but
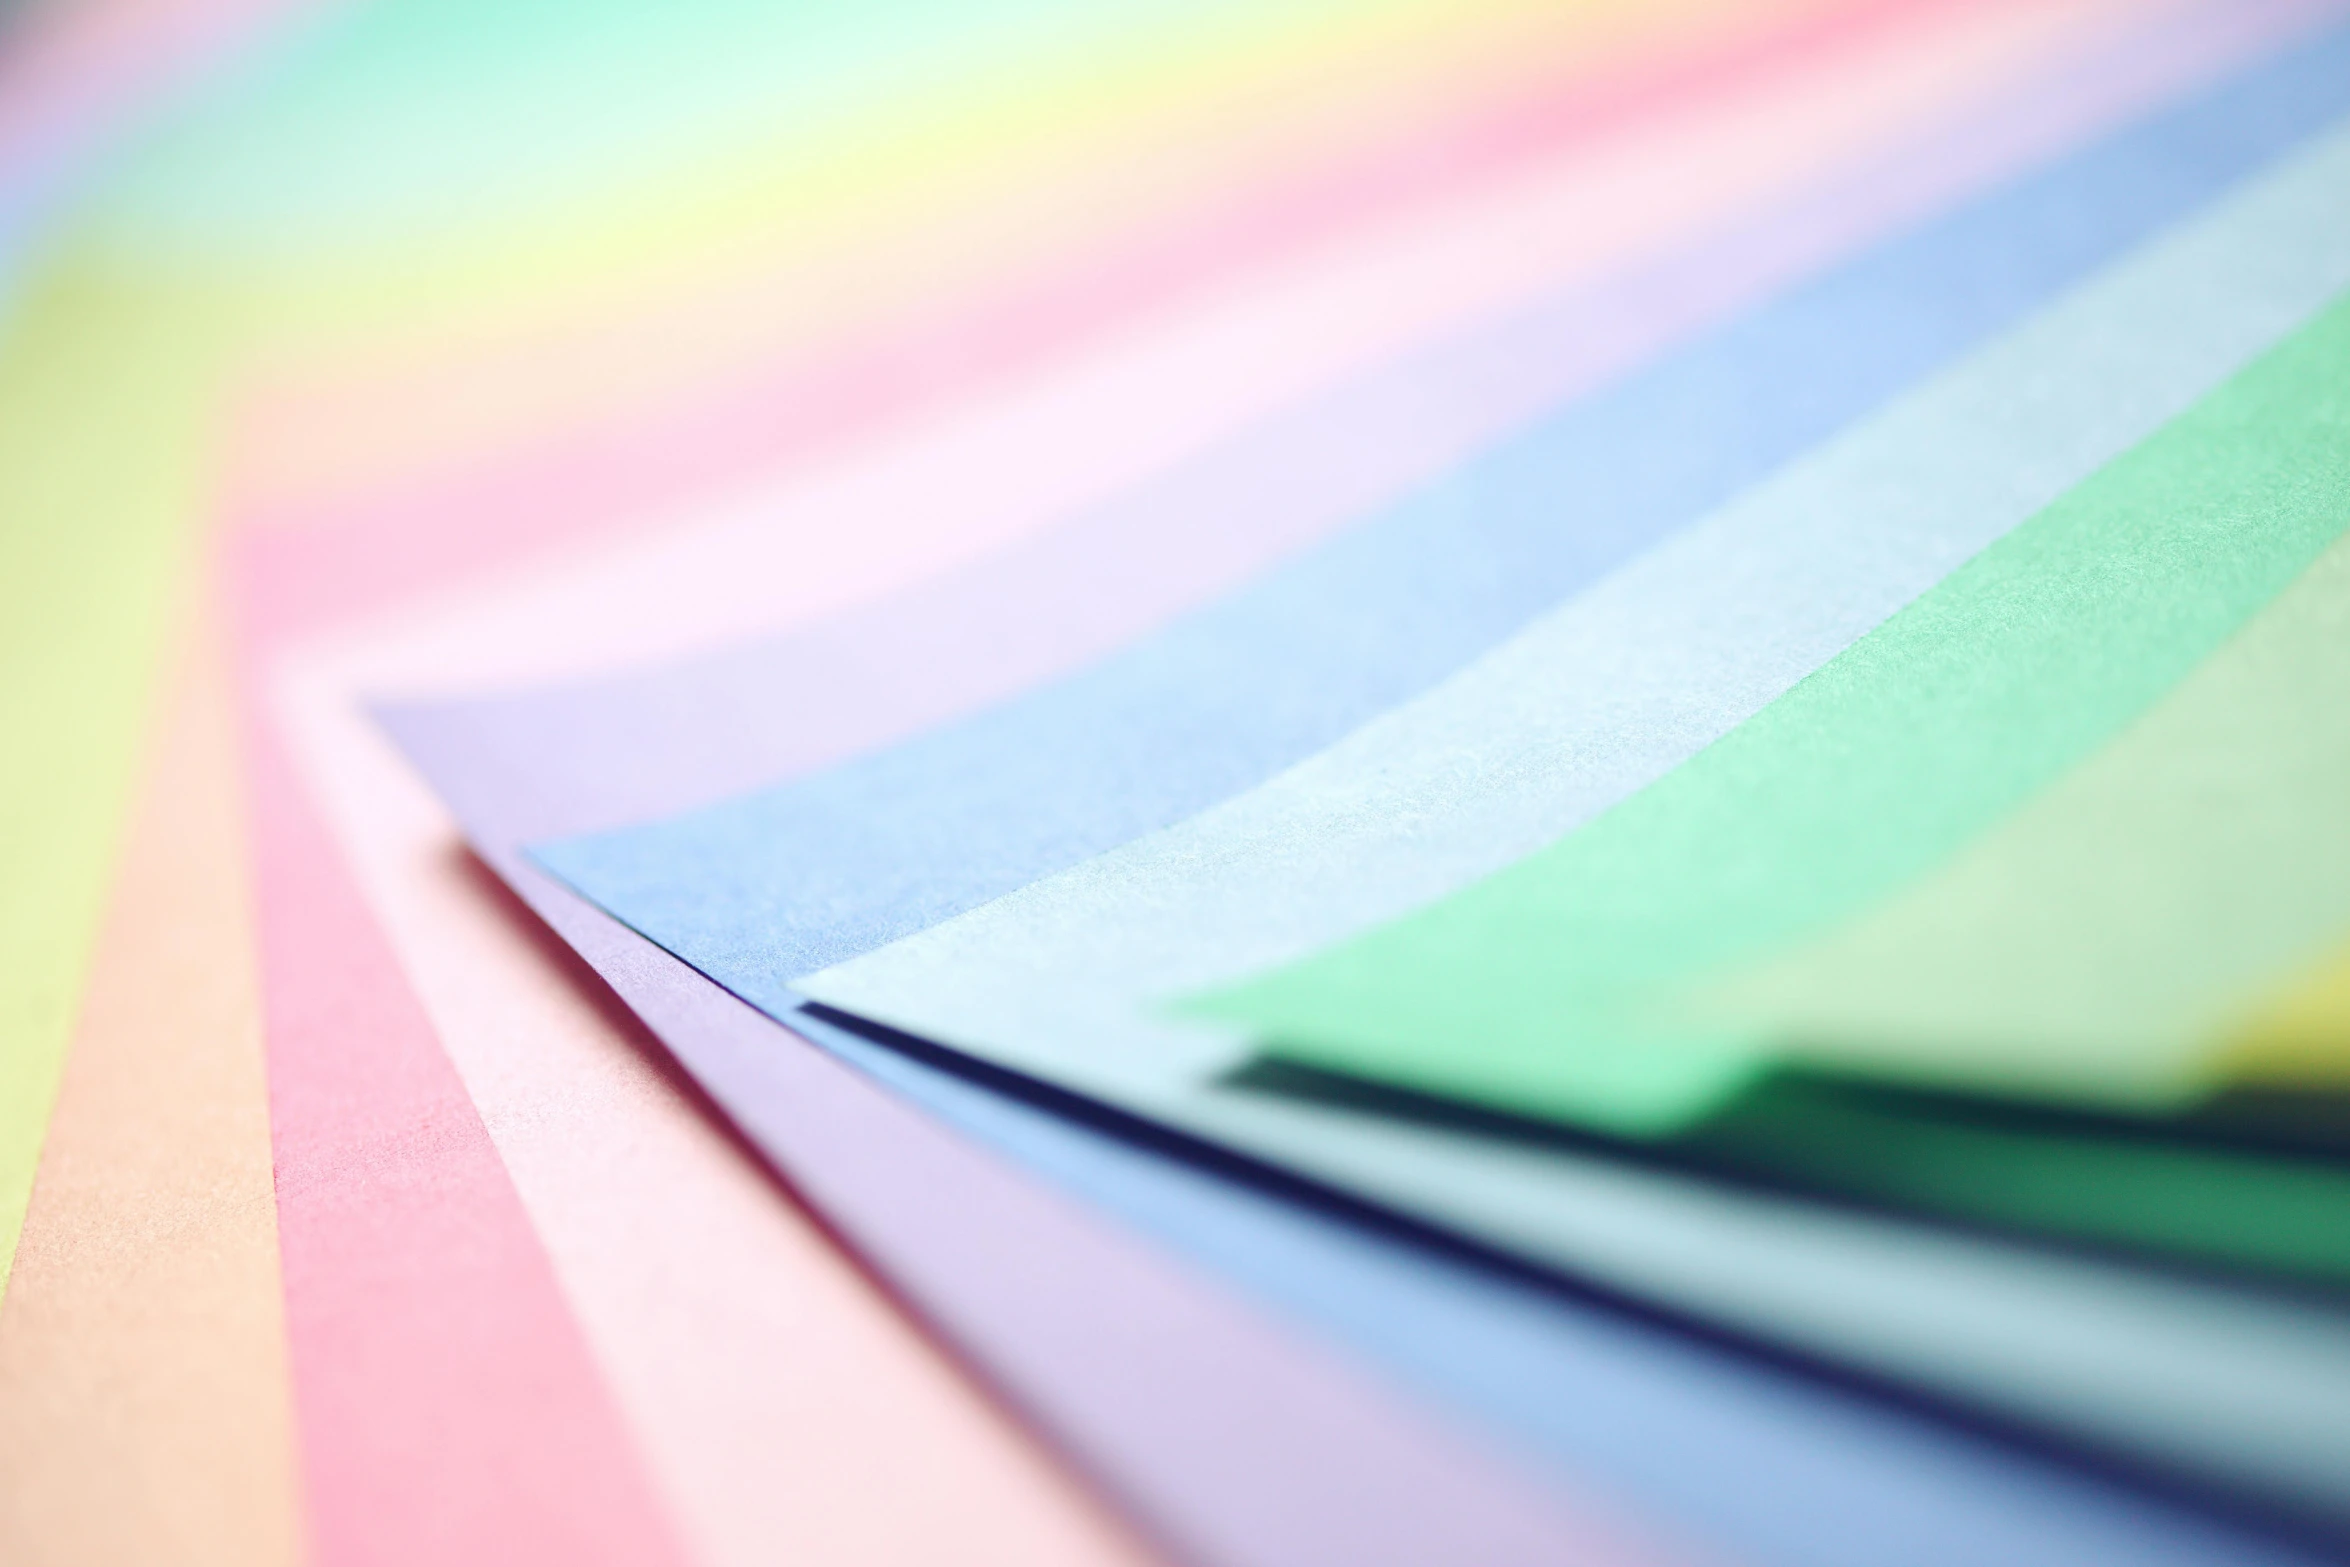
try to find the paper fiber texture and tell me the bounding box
[387,14,2350,1561]
[0,595,300,1567]
[1206,259,2350,1137]
[536,23,2350,987]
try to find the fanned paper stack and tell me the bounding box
[5,1,2348,1563]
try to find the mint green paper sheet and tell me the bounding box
[1690,531,2350,1110]
[1193,256,2350,1142]
[797,125,2350,1524]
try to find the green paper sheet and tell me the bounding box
[1195,286,2350,1136]
[1691,525,2350,1110]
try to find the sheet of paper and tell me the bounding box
[533,18,2350,990]
[0,583,300,1567]
[0,260,215,1290]
[381,10,2348,1563]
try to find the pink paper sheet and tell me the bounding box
[240,698,700,1567]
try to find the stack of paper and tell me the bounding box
[4,1,2347,1563]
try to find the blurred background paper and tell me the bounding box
[209,0,1878,525]
[0,0,313,303]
